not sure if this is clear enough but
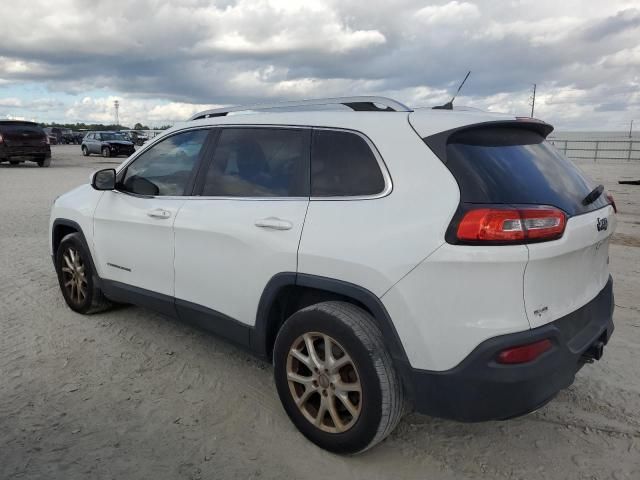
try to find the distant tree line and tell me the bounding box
[40,122,172,131]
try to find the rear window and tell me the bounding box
[0,123,44,134]
[435,127,608,216]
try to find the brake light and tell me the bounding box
[456,207,566,244]
[606,192,617,213]
[497,339,552,364]
[42,135,50,145]
[0,133,3,144]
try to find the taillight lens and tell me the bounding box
[456,206,566,244]
[0,133,4,144]
[606,192,617,213]
[497,339,552,364]
[42,135,50,145]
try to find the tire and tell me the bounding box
[102,146,111,158]
[36,157,51,167]
[273,301,404,454]
[9,160,20,165]
[55,233,112,314]
[82,146,89,156]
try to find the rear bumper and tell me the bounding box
[0,145,51,160]
[405,276,614,421]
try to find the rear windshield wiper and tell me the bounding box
[582,184,604,206]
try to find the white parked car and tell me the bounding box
[49,96,616,453]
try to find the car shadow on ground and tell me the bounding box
[0,163,43,168]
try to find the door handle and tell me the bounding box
[254,217,293,230]
[147,208,172,219]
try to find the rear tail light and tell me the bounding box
[456,206,566,244]
[606,192,617,213]
[497,339,552,364]
[42,135,50,145]
[0,133,4,144]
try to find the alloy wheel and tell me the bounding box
[60,247,87,305]
[286,332,362,433]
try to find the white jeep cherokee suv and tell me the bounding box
[50,97,616,453]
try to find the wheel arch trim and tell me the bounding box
[252,272,410,368]
[51,218,100,286]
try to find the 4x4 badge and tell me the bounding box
[596,217,608,232]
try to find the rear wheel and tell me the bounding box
[36,157,51,167]
[102,146,111,158]
[273,301,404,454]
[55,233,112,314]
[9,160,20,165]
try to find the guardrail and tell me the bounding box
[548,138,639,162]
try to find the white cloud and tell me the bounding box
[0,0,638,130]
[63,96,217,126]
[602,44,640,67]
[476,17,581,45]
[0,97,23,108]
[414,1,481,25]
[3,113,32,121]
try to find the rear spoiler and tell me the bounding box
[423,119,554,163]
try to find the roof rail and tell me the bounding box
[189,96,412,120]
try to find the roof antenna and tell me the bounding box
[433,71,471,110]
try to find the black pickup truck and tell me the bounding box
[0,121,52,167]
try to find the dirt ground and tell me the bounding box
[1,145,639,480]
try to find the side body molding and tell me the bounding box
[50,228,411,381]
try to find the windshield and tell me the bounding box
[101,133,127,141]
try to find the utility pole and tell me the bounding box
[114,100,120,127]
[630,119,634,138]
[529,84,536,118]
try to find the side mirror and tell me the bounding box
[91,168,116,190]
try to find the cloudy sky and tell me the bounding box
[1,0,638,130]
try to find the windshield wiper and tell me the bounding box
[582,184,604,206]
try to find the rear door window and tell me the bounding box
[311,129,386,197]
[437,127,608,216]
[201,127,310,197]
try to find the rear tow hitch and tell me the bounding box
[581,341,605,363]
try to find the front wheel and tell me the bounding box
[55,233,112,314]
[82,146,89,156]
[273,301,404,454]
[102,146,111,158]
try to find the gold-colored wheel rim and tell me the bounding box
[61,247,87,305]
[286,332,362,433]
